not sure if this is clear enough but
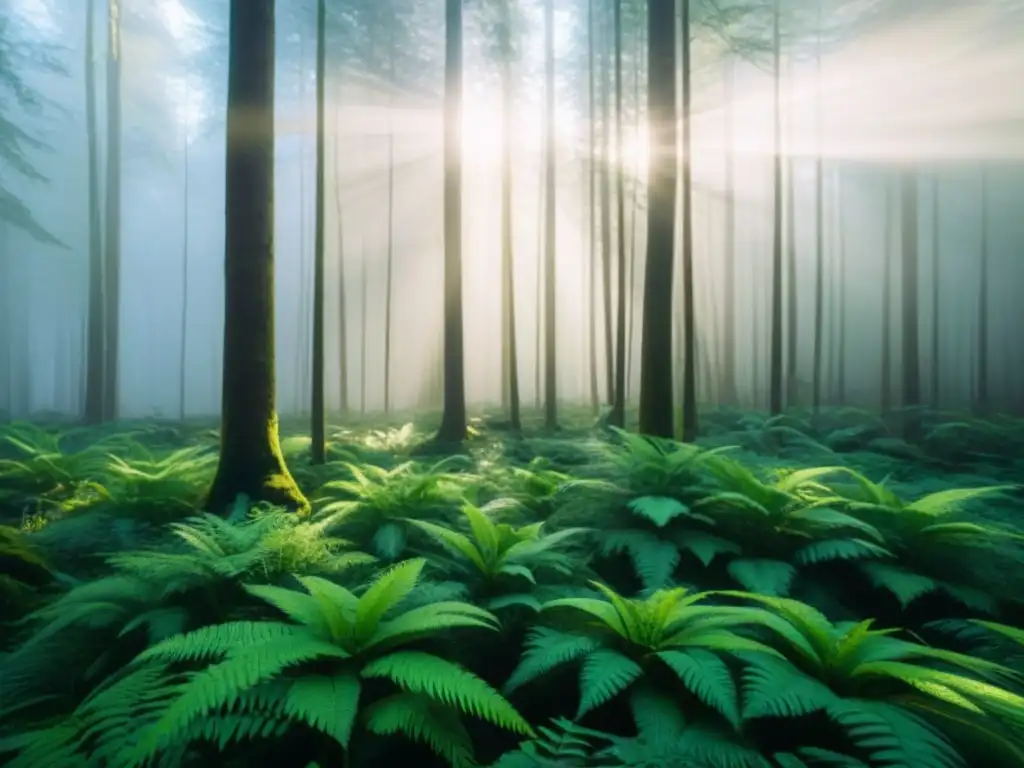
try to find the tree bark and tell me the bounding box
[102,0,123,421]
[542,0,558,430]
[768,0,784,416]
[311,0,327,464]
[84,0,105,425]
[206,0,308,515]
[609,0,627,428]
[679,0,696,441]
[638,0,676,438]
[437,0,468,442]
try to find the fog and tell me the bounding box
[2,0,1023,420]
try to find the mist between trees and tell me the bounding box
[0,0,1022,431]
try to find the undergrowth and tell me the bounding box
[1,405,1023,767]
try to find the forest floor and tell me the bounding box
[1,404,1024,767]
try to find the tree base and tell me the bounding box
[205,448,310,517]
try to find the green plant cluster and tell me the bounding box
[1,410,1023,768]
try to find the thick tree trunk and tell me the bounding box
[437,0,468,442]
[206,0,307,515]
[638,0,677,438]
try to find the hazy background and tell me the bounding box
[2,0,1023,420]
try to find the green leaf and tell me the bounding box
[657,648,740,727]
[576,649,644,718]
[628,496,698,528]
[727,558,797,596]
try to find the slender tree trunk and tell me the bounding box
[784,78,798,406]
[609,0,628,428]
[206,0,307,515]
[930,178,940,406]
[625,18,642,402]
[811,5,824,413]
[768,0,784,416]
[881,180,893,415]
[901,168,921,437]
[437,0,468,442]
[179,76,191,421]
[499,0,521,432]
[310,0,327,463]
[542,0,558,430]
[102,0,123,422]
[598,5,614,408]
[587,0,599,414]
[383,16,396,414]
[976,169,989,415]
[84,0,105,425]
[638,0,677,438]
[678,0,697,441]
[836,178,847,404]
[361,249,368,414]
[535,170,543,410]
[334,105,349,413]
[721,58,737,406]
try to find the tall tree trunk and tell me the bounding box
[542,0,558,430]
[930,178,940,406]
[102,0,123,421]
[881,180,893,415]
[599,3,614,407]
[437,0,468,442]
[784,85,798,406]
[678,0,696,441]
[900,168,921,437]
[609,0,628,428]
[179,76,191,421]
[206,0,307,515]
[534,171,543,409]
[587,0,600,414]
[811,4,824,413]
[975,169,989,415]
[311,0,327,463]
[361,249,368,414]
[334,105,349,413]
[836,178,847,404]
[720,58,737,406]
[638,0,677,438]
[84,0,105,425]
[768,0,784,416]
[383,15,396,414]
[499,0,521,432]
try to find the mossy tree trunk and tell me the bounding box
[206,0,308,516]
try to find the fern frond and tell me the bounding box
[504,627,602,694]
[362,691,476,768]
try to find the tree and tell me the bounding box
[542,0,558,431]
[310,0,328,465]
[638,0,676,438]
[975,169,990,416]
[608,0,628,429]
[84,0,105,424]
[103,0,124,421]
[437,0,468,443]
[678,0,696,442]
[900,167,921,438]
[206,0,308,515]
[768,0,784,416]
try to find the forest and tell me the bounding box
[1,0,1024,766]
